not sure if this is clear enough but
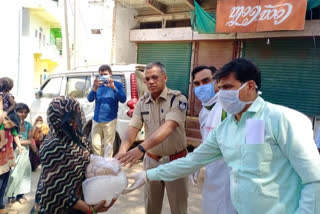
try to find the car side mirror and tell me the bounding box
[35,90,43,99]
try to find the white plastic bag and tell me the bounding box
[83,170,127,205]
[83,154,128,205]
[85,154,121,178]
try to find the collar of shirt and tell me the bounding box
[204,103,216,111]
[145,87,168,103]
[231,96,265,123]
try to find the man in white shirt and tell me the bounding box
[191,65,236,214]
[316,125,320,153]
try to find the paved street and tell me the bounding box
[8,162,205,214]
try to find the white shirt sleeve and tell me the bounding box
[316,126,320,149]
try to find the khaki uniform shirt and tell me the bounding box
[129,87,187,157]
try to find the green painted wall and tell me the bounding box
[50,28,62,45]
[243,38,320,116]
[137,43,192,97]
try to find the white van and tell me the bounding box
[30,64,146,154]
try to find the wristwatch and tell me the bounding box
[137,144,146,153]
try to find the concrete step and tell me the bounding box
[186,116,200,129]
[186,128,202,139]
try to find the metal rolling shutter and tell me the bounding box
[137,43,192,97]
[243,38,320,116]
[191,40,234,116]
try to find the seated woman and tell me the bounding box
[33,96,116,214]
[29,116,49,171]
[32,116,49,149]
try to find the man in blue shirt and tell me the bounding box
[123,59,320,214]
[87,65,126,157]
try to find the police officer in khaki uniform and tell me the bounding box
[116,62,188,214]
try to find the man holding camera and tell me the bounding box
[87,64,126,157]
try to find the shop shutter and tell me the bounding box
[243,38,320,116]
[191,40,234,116]
[137,43,192,97]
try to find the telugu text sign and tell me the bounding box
[216,0,308,33]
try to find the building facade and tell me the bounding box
[115,0,320,137]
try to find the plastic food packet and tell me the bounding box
[82,147,128,205]
[85,155,121,178]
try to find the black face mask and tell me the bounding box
[62,112,83,131]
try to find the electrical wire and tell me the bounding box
[68,0,89,38]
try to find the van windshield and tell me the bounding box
[66,76,91,98]
[41,77,63,98]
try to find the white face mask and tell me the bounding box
[218,82,253,115]
[101,74,110,79]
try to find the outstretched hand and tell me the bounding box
[122,171,147,194]
[190,170,200,186]
[115,147,144,167]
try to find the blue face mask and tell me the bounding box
[194,83,215,103]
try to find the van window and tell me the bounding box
[66,76,91,98]
[41,77,63,98]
